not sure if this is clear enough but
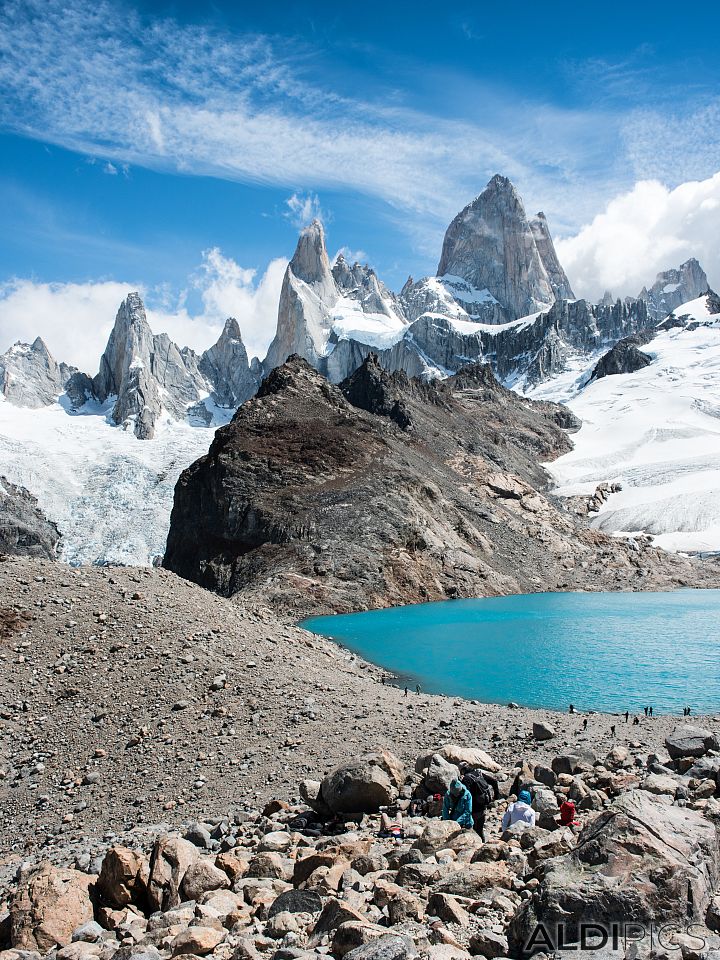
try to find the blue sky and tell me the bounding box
[1,0,719,367]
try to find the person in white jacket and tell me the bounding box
[501,789,536,831]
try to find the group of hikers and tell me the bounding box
[439,762,576,838]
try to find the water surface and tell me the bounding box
[303,590,720,714]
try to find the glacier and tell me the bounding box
[535,296,720,553]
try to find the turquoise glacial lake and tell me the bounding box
[303,591,720,715]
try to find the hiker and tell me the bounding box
[442,779,474,829]
[381,675,385,685]
[378,806,404,839]
[610,724,616,736]
[582,718,588,731]
[461,764,500,841]
[416,684,421,694]
[404,686,408,697]
[649,706,653,717]
[559,798,579,828]
[624,711,629,722]
[569,704,575,714]
[501,789,536,831]
[644,706,648,717]
[633,716,640,725]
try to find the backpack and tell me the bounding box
[559,800,576,825]
[462,769,493,810]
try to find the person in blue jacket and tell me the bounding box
[442,778,474,828]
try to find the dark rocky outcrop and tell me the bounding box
[0,476,59,559]
[590,334,653,381]
[164,355,707,616]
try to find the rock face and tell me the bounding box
[436,175,557,322]
[164,355,704,616]
[264,221,406,376]
[94,293,208,439]
[638,258,709,321]
[0,476,60,559]
[0,337,66,407]
[198,318,259,409]
[93,293,259,438]
[529,212,575,302]
[511,790,720,948]
[590,334,653,380]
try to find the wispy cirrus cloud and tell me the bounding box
[1,0,696,238]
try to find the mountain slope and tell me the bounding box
[535,292,720,552]
[163,355,717,616]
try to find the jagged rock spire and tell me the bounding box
[437,175,563,321]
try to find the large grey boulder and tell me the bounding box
[320,749,405,813]
[0,337,65,407]
[666,725,719,760]
[510,790,720,950]
[436,174,557,322]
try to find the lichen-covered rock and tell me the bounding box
[510,790,720,949]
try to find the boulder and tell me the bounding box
[320,750,404,813]
[666,726,719,760]
[179,859,230,902]
[437,745,500,773]
[510,790,720,950]
[10,864,94,952]
[432,863,513,898]
[532,722,555,741]
[421,755,459,794]
[468,930,508,959]
[171,926,224,956]
[640,774,679,797]
[96,847,148,909]
[343,934,417,960]
[147,836,200,912]
[310,898,369,944]
[269,889,323,917]
[412,821,464,856]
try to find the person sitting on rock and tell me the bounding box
[442,778,474,829]
[501,789,536,831]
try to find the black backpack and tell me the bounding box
[463,769,493,810]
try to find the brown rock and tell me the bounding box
[171,925,225,956]
[433,863,513,898]
[427,893,470,927]
[147,836,200,912]
[180,859,230,902]
[10,863,94,952]
[96,846,148,909]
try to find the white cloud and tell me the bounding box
[0,249,287,372]
[556,172,720,301]
[333,246,368,266]
[284,192,326,229]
